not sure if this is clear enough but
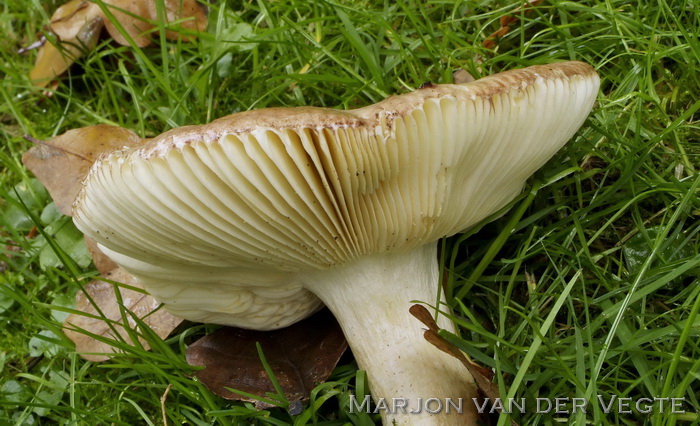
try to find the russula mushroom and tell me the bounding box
[73,62,599,425]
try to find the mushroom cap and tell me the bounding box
[73,61,599,329]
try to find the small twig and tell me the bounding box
[18,36,46,55]
[160,383,172,426]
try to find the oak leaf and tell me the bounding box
[186,309,348,410]
[22,125,142,216]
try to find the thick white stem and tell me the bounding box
[302,243,478,425]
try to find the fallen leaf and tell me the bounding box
[29,0,104,87]
[29,0,207,86]
[102,0,207,46]
[29,12,104,87]
[63,267,183,362]
[408,303,440,333]
[409,304,504,417]
[482,0,543,50]
[22,125,143,216]
[453,68,476,84]
[22,124,180,361]
[83,236,119,274]
[50,0,102,41]
[186,309,348,409]
[100,0,153,47]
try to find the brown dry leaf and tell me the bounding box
[102,0,153,47]
[84,236,119,274]
[50,0,102,40]
[29,0,207,86]
[104,0,207,46]
[409,304,505,416]
[29,1,104,88]
[186,309,348,409]
[22,124,182,360]
[22,125,142,216]
[453,68,476,84]
[63,267,183,362]
[482,0,543,50]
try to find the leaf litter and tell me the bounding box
[22,123,350,406]
[28,0,207,87]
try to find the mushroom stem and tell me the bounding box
[303,243,478,425]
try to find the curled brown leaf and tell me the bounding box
[50,0,102,41]
[29,4,104,87]
[29,0,207,86]
[410,304,506,420]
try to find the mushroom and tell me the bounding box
[72,61,599,425]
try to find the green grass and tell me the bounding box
[1,0,699,424]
